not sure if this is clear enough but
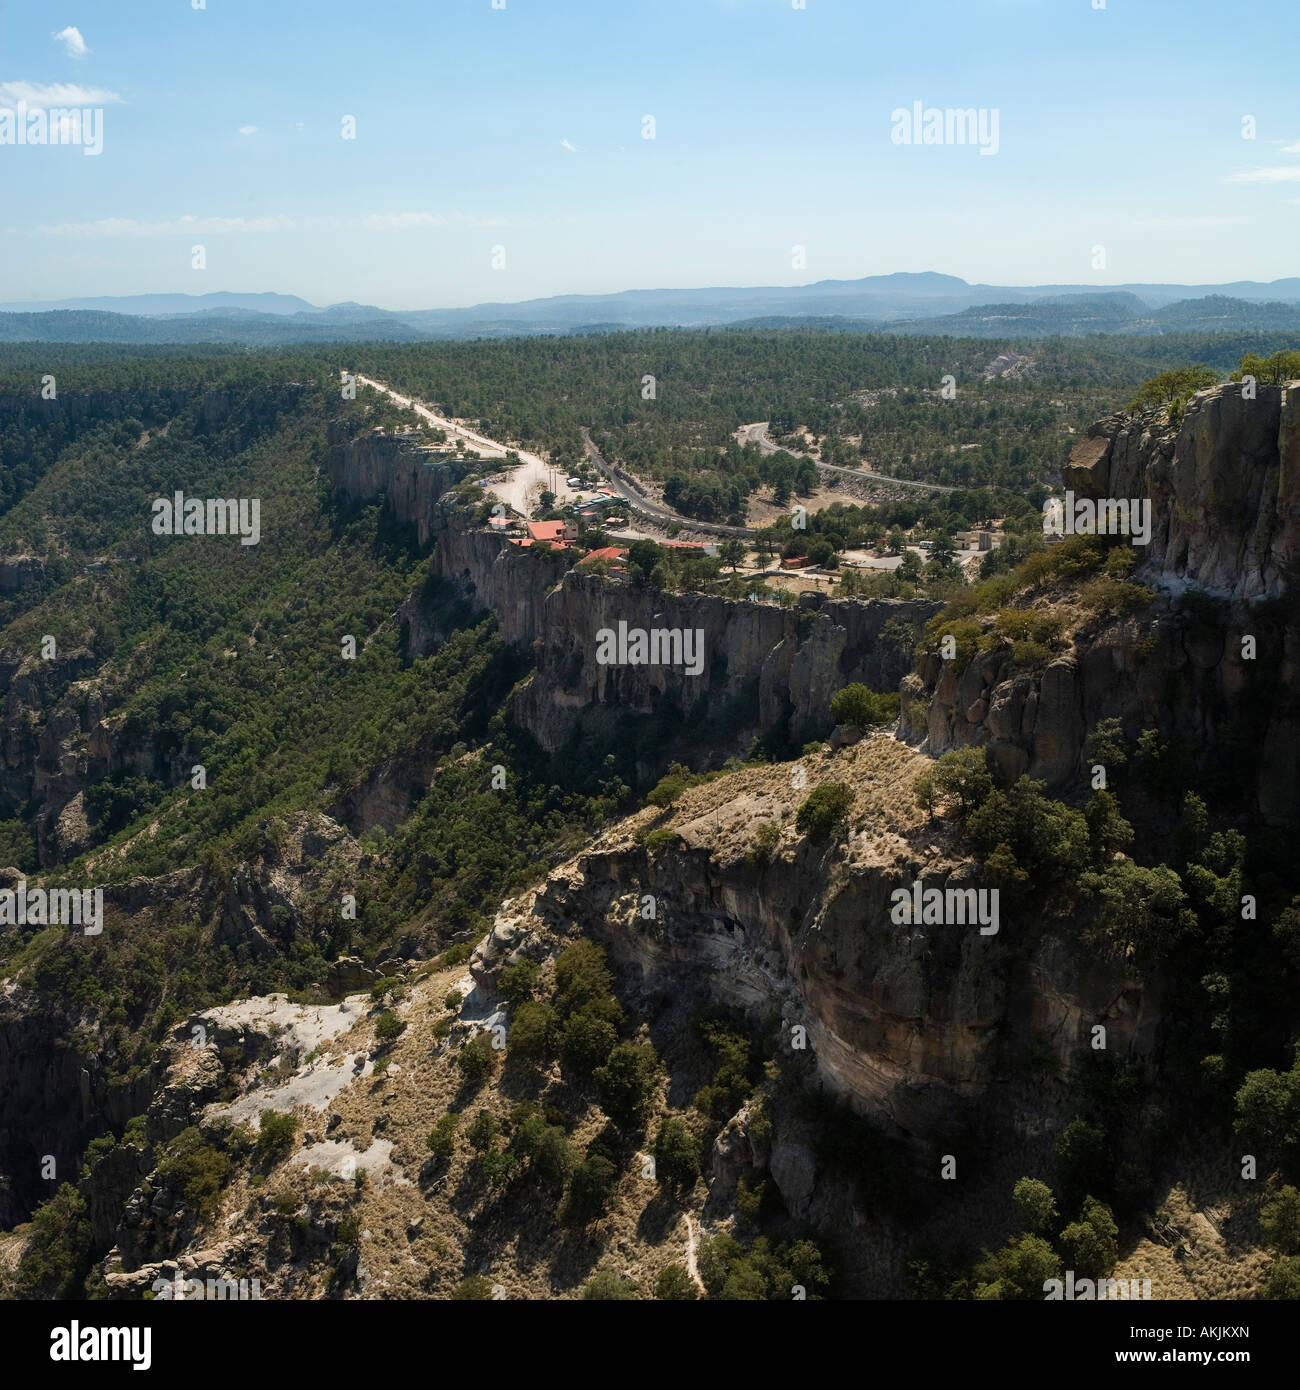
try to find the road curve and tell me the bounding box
[579,427,756,539]
[737,422,958,494]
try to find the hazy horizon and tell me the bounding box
[2,0,1296,308]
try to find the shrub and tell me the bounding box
[451,1275,496,1300]
[498,958,539,1007]
[654,1116,701,1190]
[647,762,703,808]
[427,1113,459,1159]
[642,828,679,854]
[745,819,782,869]
[508,1000,557,1063]
[1260,1186,1300,1255]
[443,989,463,1011]
[1078,576,1149,617]
[593,1041,659,1128]
[457,1032,497,1090]
[581,1270,639,1300]
[830,683,899,727]
[559,1009,618,1075]
[254,1111,298,1167]
[1013,1177,1059,1236]
[795,781,853,845]
[374,1010,404,1042]
[654,1264,699,1300]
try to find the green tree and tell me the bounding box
[971,1234,1062,1300]
[427,1112,459,1160]
[457,1032,497,1090]
[654,1264,699,1300]
[928,746,995,819]
[1236,1055,1300,1183]
[15,1185,95,1299]
[254,1110,298,1167]
[653,1115,700,1190]
[1127,365,1218,414]
[1260,1185,1300,1255]
[508,1000,556,1063]
[559,1009,618,1075]
[498,957,540,1007]
[467,1109,500,1152]
[564,1151,620,1225]
[1013,1177,1059,1235]
[626,539,661,583]
[1059,1196,1119,1277]
[830,682,898,728]
[581,1270,639,1300]
[1262,1257,1300,1299]
[594,1041,659,1128]
[795,781,853,845]
[718,539,746,572]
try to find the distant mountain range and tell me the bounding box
[3,274,1300,343]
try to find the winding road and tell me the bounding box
[736,421,957,494]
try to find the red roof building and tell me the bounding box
[577,546,628,565]
[526,520,574,543]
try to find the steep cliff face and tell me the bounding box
[474,740,1154,1138]
[323,422,468,546]
[1066,381,1300,602]
[908,384,1300,819]
[512,573,934,761]
[324,428,937,768]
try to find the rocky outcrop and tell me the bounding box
[475,743,1155,1138]
[324,422,469,546]
[512,573,934,763]
[907,384,1300,817]
[1066,381,1300,602]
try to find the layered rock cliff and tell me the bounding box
[323,421,468,546]
[473,739,1154,1138]
[325,428,938,769]
[907,382,1300,820]
[1066,380,1300,603]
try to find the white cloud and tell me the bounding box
[36,214,295,238]
[1282,141,1300,155]
[238,125,258,135]
[359,211,448,230]
[1227,166,1300,183]
[560,138,583,153]
[1134,216,1247,227]
[52,26,89,60]
[0,80,122,107]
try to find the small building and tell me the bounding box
[526,520,576,544]
[780,555,815,570]
[577,546,629,569]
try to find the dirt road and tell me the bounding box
[349,372,584,517]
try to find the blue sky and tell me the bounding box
[1,0,1296,308]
